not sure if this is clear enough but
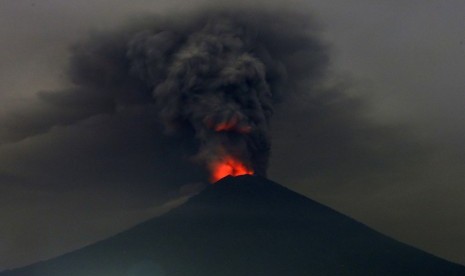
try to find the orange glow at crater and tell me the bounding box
[210,156,254,183]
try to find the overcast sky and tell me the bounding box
[1,0,464,270]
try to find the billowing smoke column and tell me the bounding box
[127,16,272,181]
[7,9,328,184]
[126,11,327,182]
[128,17,272,180]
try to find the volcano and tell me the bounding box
[2,175,464,275]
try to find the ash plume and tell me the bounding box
[125,11,327,176]
[0,6,423,190]
[0,9,327,179]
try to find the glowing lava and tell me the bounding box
[210,156,254,183]
[214,116,238,132]
[210,115,252,133]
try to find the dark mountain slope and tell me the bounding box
[3,175,464,275]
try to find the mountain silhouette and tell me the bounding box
[2,175,464,275]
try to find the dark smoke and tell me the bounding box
[124,11,328,176]
[3,9,328,178]
[127,18,266,175]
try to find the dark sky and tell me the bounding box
[1,0,464,270]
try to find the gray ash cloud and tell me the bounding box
[5,9,328,178]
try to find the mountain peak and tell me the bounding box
[3,176,464,275]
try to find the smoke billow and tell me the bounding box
[126,18,267,175]
[5,9,327,180]
[124,11,328,177]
